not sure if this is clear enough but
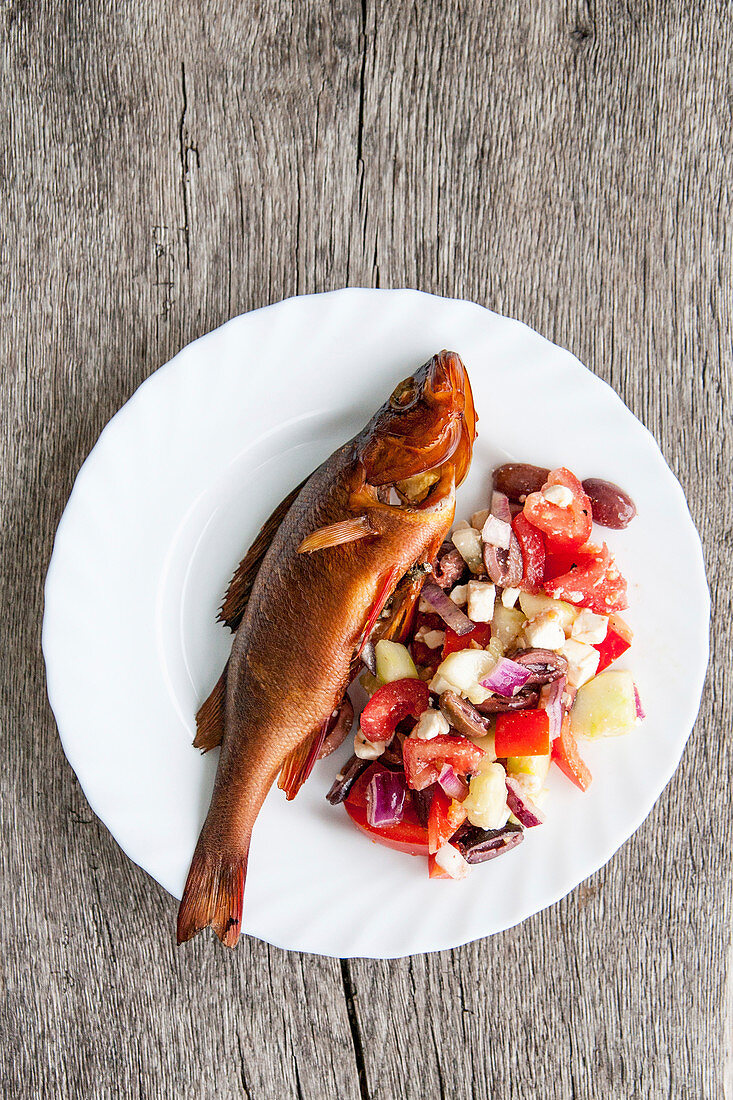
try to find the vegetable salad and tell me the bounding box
[327,464,642,879]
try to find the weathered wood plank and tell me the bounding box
[347,2,731,1098]
[0,1,366,1097]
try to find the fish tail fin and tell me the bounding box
[176,840,248,948]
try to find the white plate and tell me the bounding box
[43,289,709,958]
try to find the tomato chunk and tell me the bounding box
[544,543,628,614]
[594,613,633,671]
[523,468,592,549]
[360,678,430,743]
[427,788,468,854]
[343,764,429,855]
[495,710,550,757]
[443,621,492,655]
[551,715,592,791]
[513,512,546,593]
[402,734,485,791]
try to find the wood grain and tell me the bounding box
[0,0,729,1097]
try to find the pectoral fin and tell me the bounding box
[193,665,227,752]
[219,477,307,632]
[354,564,401,659]
[277,723,329,800]
[297,514,375,554]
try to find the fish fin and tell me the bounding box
[219,478,307,631]
[377,571,425,644]
[354,565,401,659]
[176,841,248,948]
[193,665,227,752]
[297,515,375,554]
[277,723,329,801]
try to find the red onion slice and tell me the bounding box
[634,685,646,720]
[438,764,469,801]
[505,776,546,827]
[421,582,475,635]
[366,769,407,827]
[539,675,566,740]
[480,657,532,696]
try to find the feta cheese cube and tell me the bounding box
[561,638,600,689]
[449,583,469,607]
[501,586,521,609]
[481,514,512,549]
[523,611,566,651]
[412,707,450,740]
[467,580,496,623]
[422,629,445,650]
[542,484,574,507]
[571,609,609,645]
[434,843,469,879]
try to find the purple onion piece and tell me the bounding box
[634,685,646,720]
[366,769,407,827]
[505,777,546,828]
[480,657,532,696]
[438,764,469,802]
[539,676,566,740]
[326,755,370,805]
[453,822,524,864]
[421,582,475,635]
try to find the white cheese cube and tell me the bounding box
[434,843,468,879]
[571,609,609,645]
[561,638,601,689]
[481,514,512,549]
[501,586,521,609]
[467,580,497,623]
[523,611,566,651]
[412,707,450,740]
[449,583,469,607]
[543,484,574,507]
[422,629,445,650]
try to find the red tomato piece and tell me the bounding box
[427,788,468,854]
[594,613,633,671]
[523,468,593,549]
[544,543,628,614]
[402,734,485,791]
[360,678,430,743]
[513,512,546,593]
[442,621,492,656]
[551,715,592,791]
[343,764,429,855]
[410,639,443,674]
[543,541,596,581]
[494,710,550,757]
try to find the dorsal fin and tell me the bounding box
[219,477,307,632]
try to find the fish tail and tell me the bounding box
[176,839,248,948]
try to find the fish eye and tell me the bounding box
[389,379,418,410]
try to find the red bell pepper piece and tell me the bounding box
[359,678,429,743]
[494,710,550,757]
[593,613,633,671]
[442,621,492,656]
[551,715,592,791]
[402,734,485,791]
[513,512,546,593]
[427,787,467,854]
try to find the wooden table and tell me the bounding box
[3,2,728,1096]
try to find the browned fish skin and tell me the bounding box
[177,351,476,947]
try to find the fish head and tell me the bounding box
[357,350,477,498]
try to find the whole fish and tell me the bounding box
[177,351,477,946]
